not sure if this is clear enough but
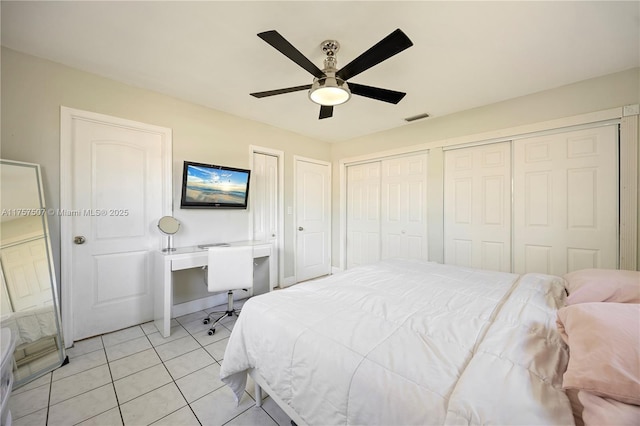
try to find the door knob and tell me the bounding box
[298,227,304,231]
[74,236,86,244]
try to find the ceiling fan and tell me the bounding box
[250,29,414,119]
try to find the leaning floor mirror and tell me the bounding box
[0,159,67,387]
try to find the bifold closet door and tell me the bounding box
[346,162,381,268]
[380,154,428,260]
[513,125,618,275]
[444,142,511,271]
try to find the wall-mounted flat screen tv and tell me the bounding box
[180,161,251,209]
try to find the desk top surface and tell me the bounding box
[158,240,271,257]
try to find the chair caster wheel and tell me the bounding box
[208,328,215,336]
[203,318,210,324]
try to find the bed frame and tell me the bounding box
[249,368,307,426]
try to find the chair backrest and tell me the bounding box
[207,246,253,293]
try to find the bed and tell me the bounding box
[0,306,60,367]
[220,259,639,425]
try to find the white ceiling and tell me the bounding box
[2,1,638,143]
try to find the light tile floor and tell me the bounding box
[8,303,291,426]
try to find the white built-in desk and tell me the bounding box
[153,240,272,337]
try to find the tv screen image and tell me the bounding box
[180,161,251,209]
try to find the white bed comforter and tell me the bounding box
[0,305,57,347]
[220,259,574,425]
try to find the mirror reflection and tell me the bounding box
[0,159,67,387]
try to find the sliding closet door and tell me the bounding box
[513,126,618,275]
[380,153,428,260]
[444,142,511,271]
[346,162,381,268]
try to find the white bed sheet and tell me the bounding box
[220,259,573,425]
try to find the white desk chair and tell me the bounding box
[203,245,253,336]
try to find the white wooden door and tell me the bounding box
[295,157,331,282]
[513,126,618,275]
[0,272,12,314]
[252,152,279,288]
[346,162,381,268]
[0,238,52,311]
[380,153,428,260]
[444,142,511,271]
[62,109,171,342]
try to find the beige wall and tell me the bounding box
[2,45,638,310]
[332,68,639,160]
[331,68,640,270]
[1,216,45,245]
[1,47,331,302]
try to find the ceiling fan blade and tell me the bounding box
[258,30,326,79]
[250,84,312,98]
[336,29,413,81]
[319,105,333,119]
[348,83,406,104]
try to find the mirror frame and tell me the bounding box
[158,216,180,252]
[157,215,180,235]
[0,159,68,387]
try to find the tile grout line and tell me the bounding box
[146,333,200,426]
[101,335,126,426]
[105,326,187,425]
[62,339,126,425]
[45,372,52,426]
[176,308,234,426]
[37,304,257,426]
[148,316,232,426]
[52,330,142,425]
[185,306,278,426]
[173,308,256,425]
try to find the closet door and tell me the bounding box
[346,162,381,268]
[380,153,428,260]
[513,126,618,275]
[444,142,511,271]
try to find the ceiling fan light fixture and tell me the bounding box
[309,76,351,106]
[253,29,414,118]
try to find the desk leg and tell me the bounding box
[253,256,270,296]
[255,382,263,407]
[153,252,172,338]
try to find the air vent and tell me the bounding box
[404,113,430,122]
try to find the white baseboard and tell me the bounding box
[281,276,297,288]
[280,270,340,288]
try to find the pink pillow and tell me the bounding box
[557,303,640,405]
[578,391,640,426]
[563,269,640,305]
